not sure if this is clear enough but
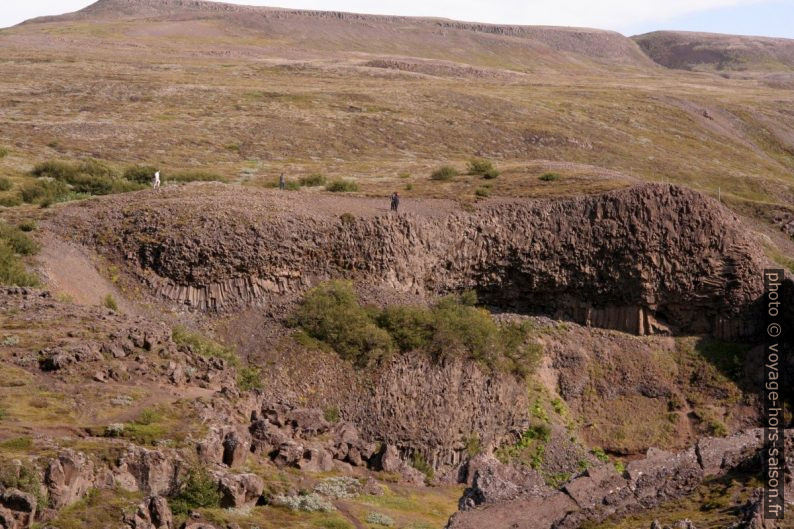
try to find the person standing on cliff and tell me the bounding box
[390,191,400,212]
[279,172,286,190]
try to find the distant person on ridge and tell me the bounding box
[390,191,400,212]
[279,172,286,190]
[152,170,160,190]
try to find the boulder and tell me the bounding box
[45,450,94,509]
[696,429,763,476]
[0,489,35,529]
[458,456,547,510]
[286,408,329,438]
[222,430,249,468]
[626,447,702,508]
[0,507,15,529]
[126,496,173,529]
[297,448,334,473]
[563,464,628,510]
[115,447,180,496]
[217,473,264,509]
[273,441,304,467]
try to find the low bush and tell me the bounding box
[273,492,334,512]
[19,179,72,205]
[467,158,499,179]
[294,282,542,376]
[292,280,394,367]
[0,196,21,208]
[237,366,263,391]
[102,294,119,312]
[0,147,8,159]
[31,159,145,198]
[410,452,434,482]
[0,458,46,508]
[0,178,12,191]
[0,223,38,255]
[0,244,39,286]
[475,187,490,197]
[430,165,458,181]
[299,173,326,186]
[366,512,395,527]
[314,476,361,499]
[172,326,239,366]
[170,468,221,515]
[325,179,358,192]
[339,212,355,224]
[17,221,36,232]
[539,172,560,182]
[122,165,158,184]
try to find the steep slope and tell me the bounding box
[633,30,794,72]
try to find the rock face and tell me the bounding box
[68,184,772,339]
[0,489,36,529]
[114,447,181,496]
[446,429,765,529]
[45,450,94,509]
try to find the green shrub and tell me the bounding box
[0,244,39,286]
[465,434,481,457]
[323,406,340,423]
[17,221,36,232]
[410,452,434,482]
[291,280,394,367]
[0,178,12,192]
[376,305,434,352]
[539,172,560,182]
[591,447,609,463]
[404,183,413,191]
[398,171,411,179]
[284,180,301,191]
[237,366,262,391]
[467,158,499,179]
[0,147,8,159]
[102,294,118,312]
[0,223,38,255]
[170,468,221,515]
[475,187,490,198]
[366,512,395,527]
[293,283,541,376]
[31,159,144,197]
[168,170,227,183]
[122,165,157,184]
[430,166,458,181]
[325,179,358,192]
[0,436,33,451]
[0,196,21,208]
[172,326,239,366]
[19,179,72,205]
[339,212,355,224]
[299,173,327,186]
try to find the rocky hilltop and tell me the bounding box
[60,183,770,339]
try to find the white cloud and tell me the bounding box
[0,0,771,32]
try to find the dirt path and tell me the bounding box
[34,231,137,314]
[335,501,366,529]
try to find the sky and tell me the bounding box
[2,0,793,38]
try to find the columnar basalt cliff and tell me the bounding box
[61,183,772,338]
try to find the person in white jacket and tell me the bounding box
[153,170,161,189]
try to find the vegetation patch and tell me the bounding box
[0,177,12,192]
[237,366,263,391]
[325,179,358,192]
[122,164,158,184]
[299,173,327,186]
[293,281,542,375]
[0,222,40,287]
[168,170,227,183]
[429,166,458,181]
[172,325,239,366]
[539,172,560,182]
[170,467,222,515]
[31,159,144,197]
[467,158,499,179]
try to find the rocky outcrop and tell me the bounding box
[69,184,775,339]
[45,450,94,509]
[125,496,173,529]
[446,428,766,529]
[216,473,264,509]
[0,489,35,529]
[114,447,181,496]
